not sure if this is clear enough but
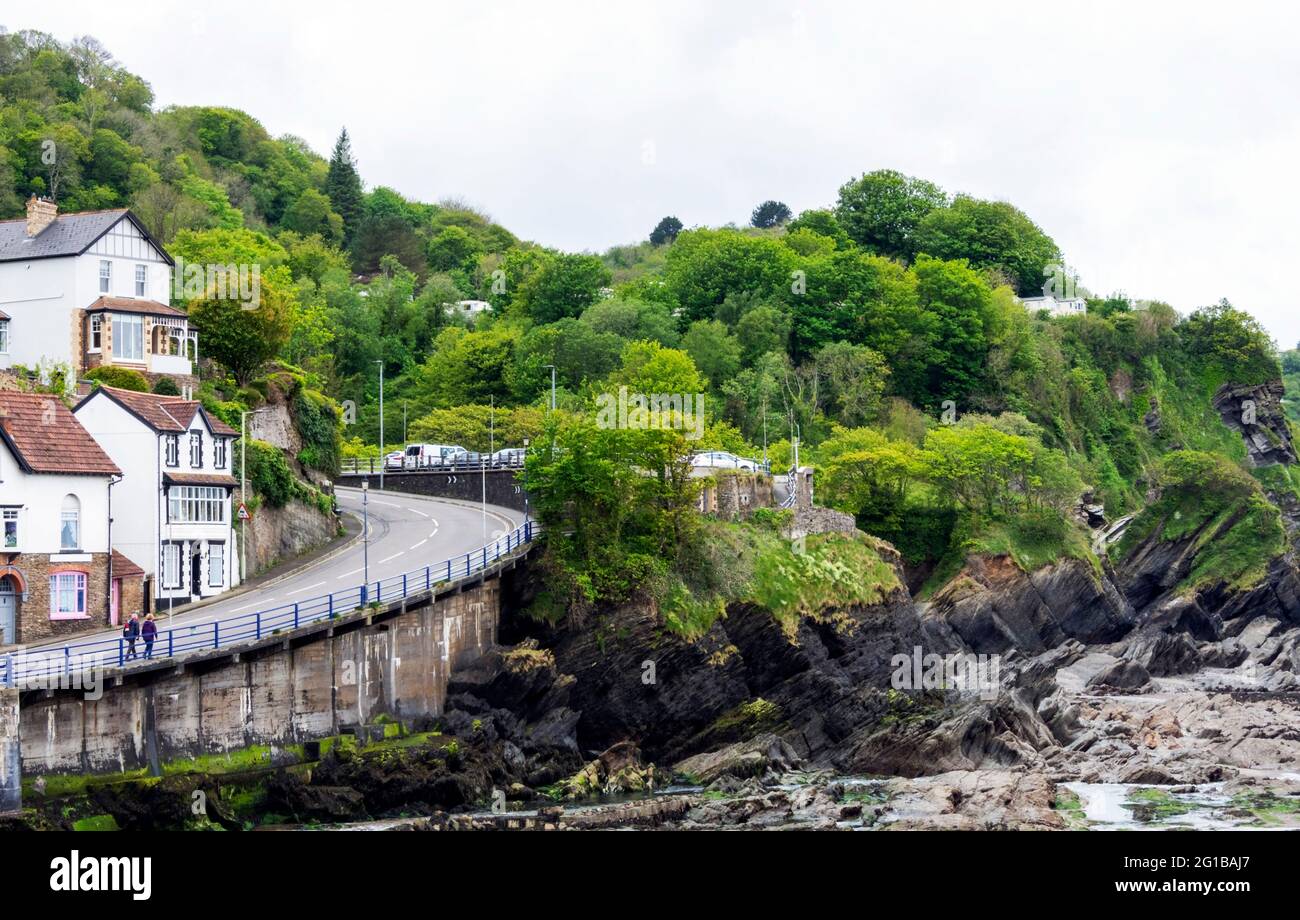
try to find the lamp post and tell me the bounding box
[362,480,370,598]
[542,364,556,412]
[239,408,266,584]
[375,360,385,491]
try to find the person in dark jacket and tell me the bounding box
[123,613,140,660]
[141,614,158,660]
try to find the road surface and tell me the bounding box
[22,487,523,659]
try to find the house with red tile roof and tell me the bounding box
[0,197,198,389]
[0,390,132,645]
[74,386,240,611]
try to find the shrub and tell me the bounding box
[152,376,181,396]
[85,366,149,392]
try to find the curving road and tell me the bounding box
[22,487,523,658]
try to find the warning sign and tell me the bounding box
[237,502,252,521]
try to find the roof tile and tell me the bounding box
[0,391,120,475]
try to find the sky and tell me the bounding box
[12,0,1300,345]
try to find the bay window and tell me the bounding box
[89,314,102,352]
[111,313,144,362]
[168,486,225,523]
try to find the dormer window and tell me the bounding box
[165,434,179,467]
[135,264,147,297]
[99,260,111,294]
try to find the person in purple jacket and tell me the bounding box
[141,613,158,660]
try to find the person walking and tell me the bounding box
[141,614,158,660]
[123,612,140,661]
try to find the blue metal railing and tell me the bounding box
[0,521,538,687]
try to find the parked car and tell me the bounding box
[689,450,758,471]
[383,450,405,470]
[402,443,442,470]
[490,447,526,467]
[445,447,485,466]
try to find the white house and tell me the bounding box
[1020,294,1088,317]
[453,300,492,323]
[0,197,197,385]
[0,390,124,645]
[74,386,239,611]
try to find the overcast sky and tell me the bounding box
[14,1,1300,345]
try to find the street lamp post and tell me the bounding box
[362,480,370,601]
[542,364,556,412]
[376,360,385,492]
[239,408,266,584]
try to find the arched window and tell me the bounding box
[60,494,80,551]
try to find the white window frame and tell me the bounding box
[60,495,80,551]
[2,508,18,550]
[89,314,102,352]
[165,434,179,467]
[49,571,88,619]
[189,430,203,468]
[134,264,147,297]
[208,542,225,588]
[161,544,181,588]
[168,486,225,524]
[112,313,144,362]
[0,319,8,355]
[99,260,112,294]
[214,437,227,469]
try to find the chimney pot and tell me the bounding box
[26,195,57,237]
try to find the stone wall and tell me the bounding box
[18,577,503,776]
[344,469,531,514]
[12,552,112,644]
[243,498,339,578]
[0,689,17,813]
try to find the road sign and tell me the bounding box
[237,502,252,521]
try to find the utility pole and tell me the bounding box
[482,395,493,542]
[403,400,408,444]
[239,408,265,584]
[376,360,385,491]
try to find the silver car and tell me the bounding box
[690,450,757,471]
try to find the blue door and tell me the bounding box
[0,578,15,645]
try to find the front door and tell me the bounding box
[110,578,120,626]
[191,551,202,599]
[0,578,15,645]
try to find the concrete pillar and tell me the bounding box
[0,688,19,814]
[796,466,815,509]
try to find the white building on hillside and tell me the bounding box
[1020,294,1088,317]
[74,386,240,611]
[0,197,197,386]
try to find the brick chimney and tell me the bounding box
[26,195,57,237]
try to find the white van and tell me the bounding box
[403,443,445,470]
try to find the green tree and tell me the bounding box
[751,200,792,228]
[325,128,364,243]
[282,188,343,244]
[681,320,741,388]
[426,225,482,273]
[834,169,947,256]
[649,215,683,246]
[519,252,611,324]
[188,265,296,384]
[912,195,1061,295]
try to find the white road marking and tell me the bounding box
[336,567,365,580]
[372,500,401,508]
[377,552,404,564]
[410,539,427,551]
[286,581,325,596]
[429,529,439,539]
[408,508,429,518]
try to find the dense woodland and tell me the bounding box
[2,28,1293,625]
